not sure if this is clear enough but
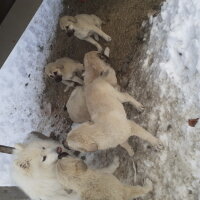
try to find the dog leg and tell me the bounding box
[85,37,102,52]
[71,76,83,85]
[63,81,74,92]
[129,120,164,150]
[125,179,153,199]
[120,140,134,157]
[115,91,144,112]
[92,27,111,42]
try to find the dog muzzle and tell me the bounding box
[66,29,75,37]
[54,75,62,82]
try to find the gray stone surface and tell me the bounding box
[0,0,42,68]
[0,187,29,200]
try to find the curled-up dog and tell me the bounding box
[60,14,111,52]
[56,156,153,200]
[45,57,84,92]
[66,51,164,153]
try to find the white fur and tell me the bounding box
[60,14,111,52]
[11,139,80,200]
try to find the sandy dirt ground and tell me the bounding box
[42,0,164,199]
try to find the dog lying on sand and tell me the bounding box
[45,57,84,92]
[57,156,153,200]
[60,14,111,52]
[66,51,163,153]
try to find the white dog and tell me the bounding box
[11,137,121,200]
[45,57,84,92]
[11,139,80,200]
[56,156,153,200]
[60,14,111,52]
[66,51,163,153]
[66,49,117,123]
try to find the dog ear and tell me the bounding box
[67,16,77,23]
[75,160,88,173]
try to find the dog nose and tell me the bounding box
[54,75,62,82]
[67,29,75,37]
[56,147,62,154]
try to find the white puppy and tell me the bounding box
[45,57,84,92]
[66,51,163,153]
[66,49,117,123]
[11,139,80,200]
[60,14,111,52]
[56,156,153,200]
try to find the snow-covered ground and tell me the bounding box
[128,0,200,199]
[0,0,63,186]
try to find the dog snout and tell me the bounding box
[66,29,75,37]
[54,75,62,82]
[56,147,63,154]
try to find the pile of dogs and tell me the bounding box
[11,14,163,200]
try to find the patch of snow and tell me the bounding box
[128,0,200,199]
[0,0,63,186]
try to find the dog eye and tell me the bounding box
[42,156,47,162]
[50,75,54,78]
[53,72,57,75]
[65,26,69,29]
[42,147,45,150]
[97,53,109,63]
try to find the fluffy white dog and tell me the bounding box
[11,139,80,200]
[11,137,120,200]
[60,14,111,52]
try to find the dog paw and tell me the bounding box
[153,140,164,151]
[144,178,153,191]
[97,46,103,52]
[106,35,111,42]
[136,103,145,112]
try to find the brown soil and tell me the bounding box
[42,0,163,199]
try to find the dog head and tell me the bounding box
[45,62,64,82]
[59,16,77,37]
[12,140,63,176]
[83,51,117,86]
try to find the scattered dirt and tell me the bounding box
[42,0,163,199]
